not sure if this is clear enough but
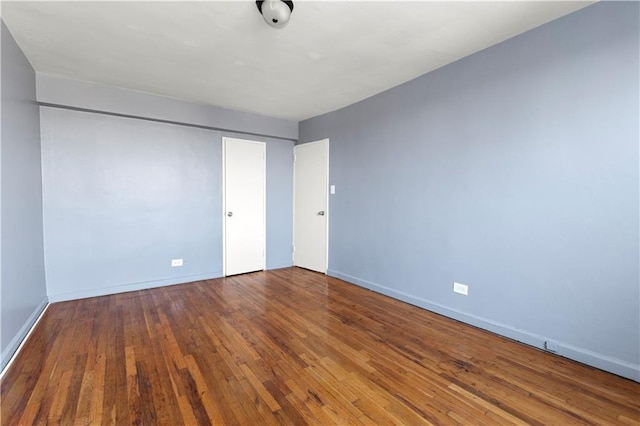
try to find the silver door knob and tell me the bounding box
[227,212,233,217]
[317,211,325,216]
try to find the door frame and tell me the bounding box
[222,137,266,276]
[293,138,329,273]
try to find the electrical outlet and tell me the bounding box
[453,282,468,296]
[544,340,560,353]
[171,258,183,267]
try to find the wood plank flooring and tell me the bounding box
[1,267,639,425]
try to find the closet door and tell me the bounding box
[223,137,266,276]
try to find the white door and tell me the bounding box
[294,139,328,273]
[224,138,266,276]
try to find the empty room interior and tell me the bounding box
[1,0,639,424]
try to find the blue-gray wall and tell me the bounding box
[266,137,295,269]
[40,108,294,302]
[37,73,298,141]
[0,21,48,370]
[41,107,223,300]
[299,2,639,381]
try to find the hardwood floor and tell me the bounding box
[1,267,638,425]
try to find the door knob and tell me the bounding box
[317,211,325,216]
[227,211,233,217]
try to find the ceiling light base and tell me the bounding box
[256,0,294,29]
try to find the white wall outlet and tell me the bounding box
[453,282,468,296]
[330,185,336,194]
[544,340,560,353]
[171,258,183,267]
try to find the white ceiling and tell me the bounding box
[2,1,593,121]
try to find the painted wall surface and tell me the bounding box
[299,2,639,380]
[37,73,298,141]
[0,22,48,370]
[40,107,221,300]
[265,138,294,269]
[41,107,294,301]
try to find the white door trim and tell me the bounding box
[222,137,266,276]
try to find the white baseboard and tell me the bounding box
[328,269,639,382]
[48,271,224,302]
[1,298,49,376]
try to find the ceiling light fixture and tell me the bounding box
[256,0,294,29]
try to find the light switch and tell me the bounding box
[330,185,336,194]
